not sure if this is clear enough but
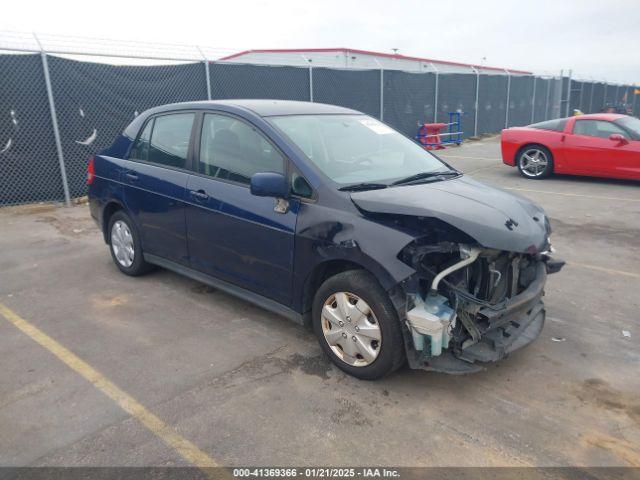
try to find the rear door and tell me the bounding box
[563,119,632,176]
[123,112,196,264]
[185,112,298,306]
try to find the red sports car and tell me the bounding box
[501,114,640,180]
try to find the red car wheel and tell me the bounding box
[517,146,553,179]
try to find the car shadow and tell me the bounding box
[545,174,639,188]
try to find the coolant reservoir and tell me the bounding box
[406,294,455,356]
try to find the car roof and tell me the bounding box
[145,99,361,117]
[572,113,628,121]
[122,99,363,139]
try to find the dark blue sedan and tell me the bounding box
[88,100,562,379]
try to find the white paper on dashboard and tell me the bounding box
[359,118,394,135]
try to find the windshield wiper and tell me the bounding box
[391,170,460,186]
[338,182,389,192]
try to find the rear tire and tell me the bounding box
[312,270,405,380]
[517,145,553,179]
[107,210,153,276]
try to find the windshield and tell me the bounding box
[269,114,451,185]
[616,116,640,140]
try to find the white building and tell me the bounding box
[220,48,531,76]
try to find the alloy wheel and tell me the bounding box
[519,148,548,177]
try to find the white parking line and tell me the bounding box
[567,261,640,279]
[440,162,639,203]
[503,187,640,203]
[465,164,503,174]
[0,302,220,470]
[438,154,501,161]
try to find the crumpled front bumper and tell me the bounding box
[410,259,560,374]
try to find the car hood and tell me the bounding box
[350,176,550,254]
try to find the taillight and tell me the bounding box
[86,157,95,185]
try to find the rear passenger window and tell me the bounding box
[130,120,153,160]
[199,113,284,184]
[131,113,194,168]
[528,118,568,132]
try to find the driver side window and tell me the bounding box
[199,113,285,184]
[573,120,629,140]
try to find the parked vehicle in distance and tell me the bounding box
[501,113,640,180]
[88,100,563,380]
[601,104,630,115]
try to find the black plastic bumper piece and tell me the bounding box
[457,302,545,363]
[415,304,545,374]
[457,262,547,363]
[545,257,565,275]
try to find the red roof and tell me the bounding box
[219,48,532,75]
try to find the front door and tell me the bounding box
[564,119,632,176]
[185,112,297,306]
[123,112,195,264]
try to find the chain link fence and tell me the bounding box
[0,33,637,206]
[210,63,310,101]
[314,68,382,119]
[569,80,639,117]
[0,53,66,204]
[48,56,209,199]
[382,70,436,137]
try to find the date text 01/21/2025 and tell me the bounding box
[232,468,400,478]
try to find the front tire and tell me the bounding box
[517,145,553,179]
[108,210,153,276]
[312,270,405,380]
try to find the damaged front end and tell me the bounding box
[348,175,565,373]
[399,241,563,373]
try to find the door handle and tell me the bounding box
[190,189,209,201]
[125,172,138,182]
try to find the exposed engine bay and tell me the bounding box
[398,241,563,373]
[347,175,566,373]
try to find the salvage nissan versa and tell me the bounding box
[88,100,564,380]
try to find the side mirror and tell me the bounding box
[250,172,289,198]
[609,133,628,145]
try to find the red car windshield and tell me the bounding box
[616,117,640,140]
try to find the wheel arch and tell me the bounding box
[515,142,554,163]
[301,258,386,327]
[101,200,125,243]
